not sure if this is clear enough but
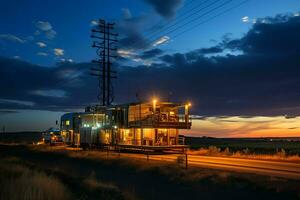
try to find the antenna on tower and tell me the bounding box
[90,19,118,106]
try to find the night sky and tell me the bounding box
[1,0,300,137]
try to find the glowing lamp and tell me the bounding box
[152,98,157,112]
[185,102,191,116]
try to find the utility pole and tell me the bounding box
[90,19,118,106]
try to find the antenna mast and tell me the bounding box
[90,19,118,106]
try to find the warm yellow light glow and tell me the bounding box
[170,111,175,115]
[152,99,157,104]
[153,98,157,112]
[66,120,70,125]
[185,102,192,108]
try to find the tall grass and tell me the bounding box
[24,144,300,199]
[188,146,300,162]
[0,157,71,200]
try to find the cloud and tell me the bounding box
[0,99,35,107]
[143,0,183,19]
[122,8,132,19]
[0,57,94,111]
[224,15,300,55]
[90,20,99,26]
[36,41,47,48]
[13,56,20,59]
[37,52,48,56]
[45,29,56,39]
[183,116,300,138]
[117,48,164,66]
[1,14,300,117]
[0,34,25,43]
[242,16,249,23]
[60,58,73,63]
[152,36,170,47]
[0,110,19,115]
[117,15,150,50]
[117,49,138,62]
[53,48,64,56]
[34,30,41,35]
[30,89,67,98]
[113,14,300,116]
[36,21,52,31]
[187,46,223,57]
[35,21,57,39]
[140,48,164,59]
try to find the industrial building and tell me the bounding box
[60,100,192,151]
[60,19,192,151]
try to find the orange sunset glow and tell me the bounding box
[184,116,300,138]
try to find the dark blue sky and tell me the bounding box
[1,0,300,134]
[0,0,299,66]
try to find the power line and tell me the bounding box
[144,0,198,35]
[147,0,232,48]
[172,0,250,39]
[126,0,220,50]
[145,0,212,38]
[123,0,250,54]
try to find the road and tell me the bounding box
[55,146,300,180]
[117,153,300,180]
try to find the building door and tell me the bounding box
[156,129,168,146]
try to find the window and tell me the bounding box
[66,120,70,125]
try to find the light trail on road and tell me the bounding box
[53,146,300,180]
[115,152,300,180]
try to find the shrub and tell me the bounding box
[276,148,286,158]
[242,148,250,155]
[222,147,232,156]
[207,146,221,156]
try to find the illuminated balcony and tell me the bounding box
[128,113,192,129]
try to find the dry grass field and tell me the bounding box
[0,143,300,200]
[188,146,300,162]
[185,137,300,155]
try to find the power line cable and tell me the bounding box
[126,0,221,50]
[172,0,250,39]
[144,0,198,35]
[145,0,212,38]
[126,0,232,49]
[149,0,233,46]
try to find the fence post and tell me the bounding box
[106,147,109,158]
[185,153,188,169]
